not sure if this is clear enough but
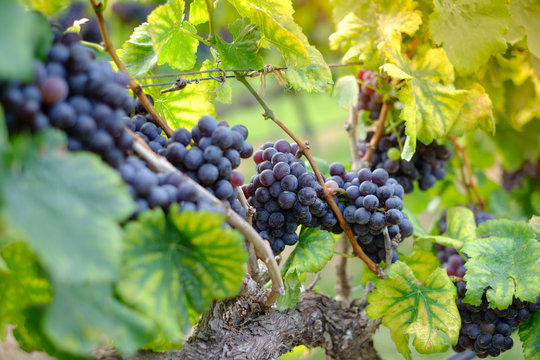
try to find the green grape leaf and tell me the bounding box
[451,83,495,136]
[477,219,537,242]
[519,310,540,360]
[119,23,157,77]
[148,0,199,70]
[530,215,540,239]
[249,4,309,67]
[417,206,477,249]
[281,227,334,276]
[3,141,134,283]
[199,60,232,104]
[0,242,52,335]
[404,209,428,238]
[400,248,440,280]
[381,40,468,159]
[429,0,510,75]
[333,75,359,109]
[214,19,264,70]
[509,0,540,59]
[144,77,215,129]
[0,0,52,81]
[462,237,540,309]
[330,0,371,24]
[227,0,295,19]
[44,281,154,356]
[285,46,333,93]
[275,271,305,312]
[189,0,209,25]
[367,261,460,357]
[118,207,247,341]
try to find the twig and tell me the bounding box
[130,133,284,304]
[345,105,362,172]
[237,75,383,278]
[237,187,259,279]
[361,102,391,164]
[382,227,392,269]
[89,0,174,137]
[306,272,321,291]
[448,135,486,211]
[204,0,215,42]
[335,234,351,305]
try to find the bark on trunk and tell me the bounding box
[130,284,381,360]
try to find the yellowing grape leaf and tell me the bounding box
[119,23,158,77]
[367,261,460,358]
[285,46,333,93]
[249,4,309,67]
[381,40,468,160]
[189,0,209,26]
[509,0,540,59]
[463,228,540,309]
[429,0,510,75]
[227,0,295,19]
[329,0,421,63]
[419,207,477,249]
[451,83,495,136]
[118,207,246,341]
[519,310,540,360]
[400,248,440,280]
[148,0,199,70]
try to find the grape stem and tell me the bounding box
[361,101,391,165]
[237,75,384,278]
[129,130,284,305]
[204,0,215,42]
[448,135,486,211]
[237,187,260,279]
[89,0,174,138]
[382,227,392,269]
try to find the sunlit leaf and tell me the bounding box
[400,248,440,280]
[333,75,359,108]
[429,0,510,75]
[214,19,264,70]
[118,207,246,341]
[451,83,495,136]
[477,219,537,242]
[148,0,199,70]
[119,23,157,77]
[367,262,460,357]
[275,271,304,311]
[509,0,540,59]
[285,46,333,93]
[189,0,209,25]
[281,227,334,276]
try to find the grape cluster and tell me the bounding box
[1,30,245,218]
[243,142,414,258]
[53,2,101,43]
[356,69,382,120]
[358,126,452,193]
[112,1,154,23]
[327,163,413,264]
[453,281,540,357]
[435,210,494,277]
[502,158,540,191]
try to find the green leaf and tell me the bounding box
[44,282,154,356]
[530,216,540,239]
[227,0,295,19]
[275,271,304,312]
[509,0,540,59]
[0,242,52,333]
[477,219,536,242]
[462,237,540,309]
[444,207,477,243]
[0,0,52,81]
[400,248,440,280]
[285,46,333,93]
[451,83,495,136]
[119,23,157,77]
[214,19,264,70]
[199,60,232,104]
[144,76,215,129]
[329,12,376,63]
[405,209,428,238]
[367,262,460,357]
[189,0,209,25]
[381,41,468,159]
[249,4,309,67]
[376,0,422,40]
[519,310,540,360]
[281,227,334,276]
[148,0,199,70]
[429,0,510,75]
[333,75,359,109]
[21,0,71,15]
[4,141,134,283]
[118,207,246,341]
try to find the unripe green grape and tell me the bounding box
[387,147,401,161]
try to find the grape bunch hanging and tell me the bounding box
[356,69,383,120]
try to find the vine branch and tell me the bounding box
[204,0,215,42]
[237,187,259,279]
[361,101,391,164]
[130,133,284,304]
[89,0,174,137]
[238,76,383,278]
[448,135,486,211]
